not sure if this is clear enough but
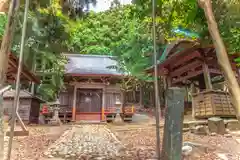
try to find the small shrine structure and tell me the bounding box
[146,40,238,118]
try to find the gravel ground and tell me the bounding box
[43,124,127,160]
[3,115,240,160]
[109,123,240,160]
[4,125,69,160]
[109,125,160,159]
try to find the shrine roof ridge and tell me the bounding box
[63,53,127,76]
[62,53,116,58]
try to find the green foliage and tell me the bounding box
[36,54,68,101]
[9,2,72,101]
[3,0,239,99]
[0,14,7,38]
[134,0,240,63]
[133,0,205,42]
[4,0,105,101]
[66,5,155,90]
[183,0,240,62]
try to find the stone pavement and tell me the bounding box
[43,124,126,160]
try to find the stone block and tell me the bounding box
[208,117,225,135]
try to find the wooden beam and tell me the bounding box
[202,62,213,89]
[8,60,33,82]
[170,51,202,70]
[166,76,172,88]
[6,131,29,137]
[209,68,222,75]
[6,66,16,74]
[147,47,202,74]
[206,58,237,71]
[8,53,40,83]
[212,77,225,84]
[170,60,202,78]
[191,83,197,119]
[172,70,203,84]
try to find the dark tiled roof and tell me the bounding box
[3,90,45,102]
[3,90,33,98]
[64,54,126,76]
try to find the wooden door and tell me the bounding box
[76,89,102,113]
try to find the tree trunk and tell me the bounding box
[0,0,19,159]
[139,85,143,108]
[198,0,240,122]
[0,0,8,13]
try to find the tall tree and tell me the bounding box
[133,0,240,121]
[66,4,156,92]
[9,0,96,101]
[66,4,153,72]
[0,0,20,158]
[0,0,95,157]
[198,0,240,121]
[0,0,8,12]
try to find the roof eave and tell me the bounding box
[64,73,127,77]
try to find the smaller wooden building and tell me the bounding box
[3,90,44,123]
[3,52,41,123]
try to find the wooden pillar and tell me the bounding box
[166,76,172,88]
[102,87,106,121]
[72,85,77,121]
[191,83,197,119]
[202,62,213,90]
[198,75,206,90]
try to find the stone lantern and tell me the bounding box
[115,97,121,112]
[114,97,123,124]
[49,99,62,125]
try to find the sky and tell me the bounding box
[90,0,132,12]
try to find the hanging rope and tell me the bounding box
[7,0,30,159]
[152,0,161,159]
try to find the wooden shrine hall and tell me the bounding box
[60,54,129,122]
[146,40,238,119]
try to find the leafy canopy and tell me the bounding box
[66,4,154,82]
